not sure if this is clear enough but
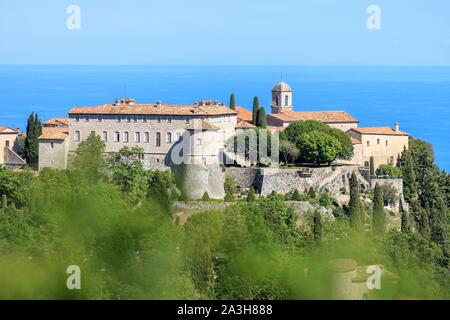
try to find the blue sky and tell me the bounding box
[0,0,449,65]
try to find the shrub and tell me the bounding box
[202,192,211,201]
[319,192,331,207]
[307,187,316,199]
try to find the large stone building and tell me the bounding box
[0,126,26,168]
[38,81,409,175]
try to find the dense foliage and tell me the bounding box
[281,120,353,165]
[0,133,448,300]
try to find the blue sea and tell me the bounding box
[0,65,449,171]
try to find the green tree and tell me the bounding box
[252,96,259,125]
[108,147,148,204]
[202,192,211,201]
[430,197,449,264]
[401,208,412,234]
[256,107,267,128]
[229,94,236,110]
[247,187,256,202]
[291,189,301,201]
[72,132,106,184]
[24,112,42,167]
[377,162,403,178]
[279,140,300,165]
[298,131,341,165]
[372,183,385,234]
[399,147,418,203]
[313,210,323,242]
[319,192,331,207]
[417,206,431,240]
[307,187,316,199]
[349,172,363,231]
[224,176,236,202]
[282,120,353,161]
[369,156,375,176]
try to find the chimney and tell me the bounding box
[394,122,399,132]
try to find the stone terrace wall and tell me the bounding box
[259,166,369,197]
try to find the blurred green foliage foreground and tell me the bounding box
[0,134,449,299]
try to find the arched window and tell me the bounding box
[275,96,279,106]
[285,95,289,106]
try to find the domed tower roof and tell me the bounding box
[272,81,292,92]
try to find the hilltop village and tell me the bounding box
[0,81,409,204]
[2,81,450,301]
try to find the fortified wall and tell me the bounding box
[225,166,370,198]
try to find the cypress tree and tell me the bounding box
[247,187,256,202]
[401,208,411,234]
[313,210,323,242]
[372,183,385,234]
[24,112,42,167]
[307,187,316,199]
[399,147,418,203]
[229,93,236,110]
[430,197,449,261]
[418,206,431,240]
[349,172,363,231]
[256,107,267,128]
[202,192,210,201]
[292,189,301,201]
[252,96,259,125]
[369,156,375,176]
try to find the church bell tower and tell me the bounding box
[271,82,293,114]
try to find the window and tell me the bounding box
[275,96,279,106]
[5,140,9,148]
[85,116,89,122]
[117,116,121,122]
[386,140,388,146]
[75,115,80,122]
[133,116,137,123]
[285,95,289,106]
[143,116,147,123]
[135,132,141,143]
[166,132,172,143]
[377,139,380,145]
[144,132,150,143]
[126,116,131,123]
[51,142,54,149]
[75,131,81,142]
[124,132,129,143]
[366,141,370,147]
[196,138,202,146]
[115,131,120,142]
[90,131,95,136]
[185,117,190,124]
[168,117,172,123]
[156,132,161,147]
[98,116,102,122]
[102,131,108,142]
[157,116,161,123]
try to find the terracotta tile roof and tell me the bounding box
[0,126,19,134]
[235,107,253,122]
[44,117,70,127]
[351,137,362,145]
[69,103,238,117]
[236,120,257,129]
[185,120,220,131]
[350,127,409,136]
[39,127,69,140]
[268,111,359,123]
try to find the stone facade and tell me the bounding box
[39,138,69,170]
[348,127,409,170]
[68,101,237,170]
[225,166,370,198]
[0,127,25,168]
